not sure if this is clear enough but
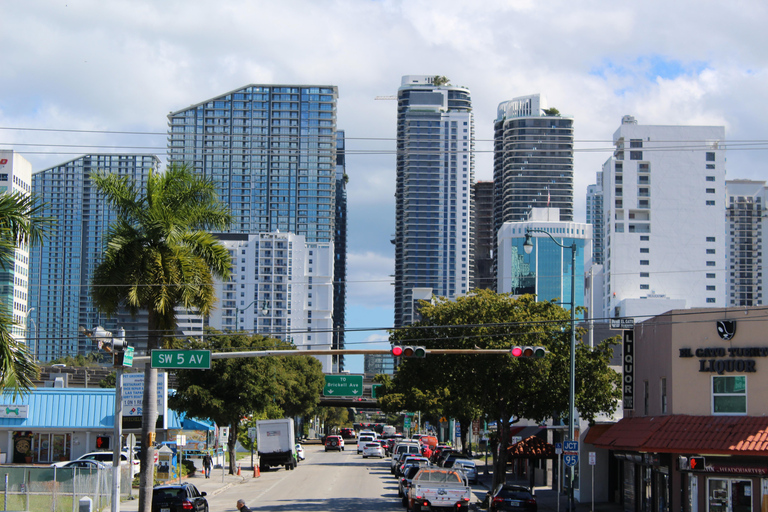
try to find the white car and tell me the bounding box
[357,435,376,453]
[53,451,140,476]
[362,442,385,458]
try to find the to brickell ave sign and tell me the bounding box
[151,349,211,369]
[323,374,363,397]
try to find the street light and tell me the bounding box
[235,299,262,330]
[523,228,577,512]
[81,325,126,512]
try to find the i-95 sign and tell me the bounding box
[564,454,578,467]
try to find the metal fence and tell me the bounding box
[0,466,127,512]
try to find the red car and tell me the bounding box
[325,435,345,452]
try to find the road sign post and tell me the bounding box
[323,374,363,397]
[151,349,211,369]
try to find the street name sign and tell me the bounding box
[122,346,134,367]
[323,374,363,396]
[151,349,211,369]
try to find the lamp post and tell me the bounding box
[235,299,262,331]
[81,326,126,512]
[523,228,577,512]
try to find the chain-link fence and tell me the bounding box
[0,465,128,512]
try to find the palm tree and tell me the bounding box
[0,192,51,396]
[90,163,232,512]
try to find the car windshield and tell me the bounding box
[498,487,533,499]
[155,488,184,499]
[414,469,463,484]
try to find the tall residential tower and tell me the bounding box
[393,75,474,328]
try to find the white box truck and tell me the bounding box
[256,418,297,471]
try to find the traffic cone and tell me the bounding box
[237,465,241,476]
[254,465,260,477]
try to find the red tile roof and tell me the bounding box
[508,435,555,459]
[590,416,768,456]
[584,423,614,445]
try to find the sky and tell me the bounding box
[2,0,768,374]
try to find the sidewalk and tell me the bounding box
[473,461,623,512]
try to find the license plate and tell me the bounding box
[162,508,170,512]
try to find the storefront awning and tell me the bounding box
[589,415,768,456]
[508,435,555,459]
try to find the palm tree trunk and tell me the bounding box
[138,313,161,512]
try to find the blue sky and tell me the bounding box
[2,0,768,373]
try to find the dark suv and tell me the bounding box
[152,483,208,512]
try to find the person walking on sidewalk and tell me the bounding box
[236,499,251,512]
[202,453,213,479]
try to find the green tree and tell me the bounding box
[168,330,324,473]
[543,107,560,116]
[90,163,232,512]
[0,192,52,396]
[382,289,620,488]
[433,75,450,86]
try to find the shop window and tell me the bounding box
[712,376,746,414]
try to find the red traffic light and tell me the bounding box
[510,346,546,358]
[392,346,403,357]
[392,345,426,358]
[95,436,110,449]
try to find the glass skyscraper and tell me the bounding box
[29,154,159,361]
[393,75,475,328]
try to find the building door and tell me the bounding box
[34,433,70,463]
[708,478,752,512]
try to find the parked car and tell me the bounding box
[295,443,305,461]
[487,484,537,512]
[152,483,208,512]
[357,434,376,453]
[53,459,108,470]
[452,458,478,484]
[362,442,385,458]
[53,451,140,476]
[324,435,345,452]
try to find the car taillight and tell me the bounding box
[492,497,504,504]
[182,500,194,510]
[527,498,537,504]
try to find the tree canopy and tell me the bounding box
[378,289,621,488]
[168,329,325,473]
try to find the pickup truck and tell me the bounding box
[405,467,472,511]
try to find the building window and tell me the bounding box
[706,298,716,303]
[640,248,649,253]
[706,176,715,181]
[640,260,649,265]
[640,272,650,277]
[706,273,716,278]
[630,151,643,160]
[661,377,667,414]
[707,285,716,291]
[706,188,716,194]
[640,284,649,290]
[706,261,716,266]
[707,249,716,254]
[706,200,715,205]
[706,164,715,169]
[712,376,746,414]
[706,237,716,242]
[630,139,643,148]
[706,152,716,162]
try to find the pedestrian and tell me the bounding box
[236,499,251,512]
[202,452,213,479]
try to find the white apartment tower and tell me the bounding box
[0,150,32,344]
[206,232,333,372]
[600,116,726,319]
[725,180,768,306]
[393,75,474,328]
[586,175,604,265]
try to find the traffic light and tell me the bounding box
[689,456,705,470]
[95,436,110,449]
[510,346,547,358]
[391,345,427,358]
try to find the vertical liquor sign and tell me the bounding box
[623,330,634,410]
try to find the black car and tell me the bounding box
[152,483,208,512]
[487,484,537,512]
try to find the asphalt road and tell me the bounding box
[208,444,402,512]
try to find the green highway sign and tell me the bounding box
[323,374,363,397]
[151,349,211,369]
[404,417,412,429]
[122,346,134,367]
[372,383,383,398]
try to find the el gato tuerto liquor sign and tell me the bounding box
[679,320,768,374]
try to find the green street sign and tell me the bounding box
[151,349,211,369]
[323,374,363,397]
[372,384,383,398]
[122,346,134,367]
[404,417,412,429]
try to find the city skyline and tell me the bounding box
[3,1,768,372]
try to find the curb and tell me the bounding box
[209,475,249,497]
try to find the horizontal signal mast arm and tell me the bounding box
[131,348,511,364]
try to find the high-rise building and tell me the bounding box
[29,154,159,361]
[725,180,768,306]
[393,75,474,328]
[586,175,605,265]
[493,94,574,235]
[206,232,333,372]
[472,181,495,291]
[167,84,346,351]
[333,131,348,371]
[0,150,32,344]
[599,116,726,319]
[167,84,338,242]
[496,208,590,317]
